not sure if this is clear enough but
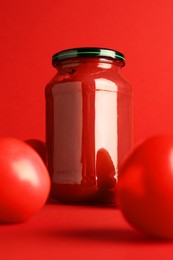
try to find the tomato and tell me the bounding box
[117,135,173,239]
[25,139,46,163]
[0,137,50,224]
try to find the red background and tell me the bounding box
[1,1,173,258]
[1,0,173,146]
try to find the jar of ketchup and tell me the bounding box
[45,47,132,204]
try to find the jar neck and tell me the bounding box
[53,57,123,71]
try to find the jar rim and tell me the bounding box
[52,47,125,67]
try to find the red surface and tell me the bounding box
[1,0,173,145]
[0,203,173,260]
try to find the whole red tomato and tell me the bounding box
[0,137,50,223]
[117,135,173,239]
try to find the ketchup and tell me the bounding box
[45,47,132,204]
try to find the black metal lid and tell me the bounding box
[52,47,125,67]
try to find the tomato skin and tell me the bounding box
[25,139,46,163]
[0,137,50,223]
[117,135,173,239]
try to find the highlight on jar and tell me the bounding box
[45,47,133,204]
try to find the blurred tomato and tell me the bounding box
[117,135,173,239]
[0,137,50,223]
[25,139,46,163]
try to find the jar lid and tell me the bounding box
[52,47,125,67]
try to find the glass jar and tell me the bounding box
[45,47,132,204]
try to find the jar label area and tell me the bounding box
[52,81,118,186]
